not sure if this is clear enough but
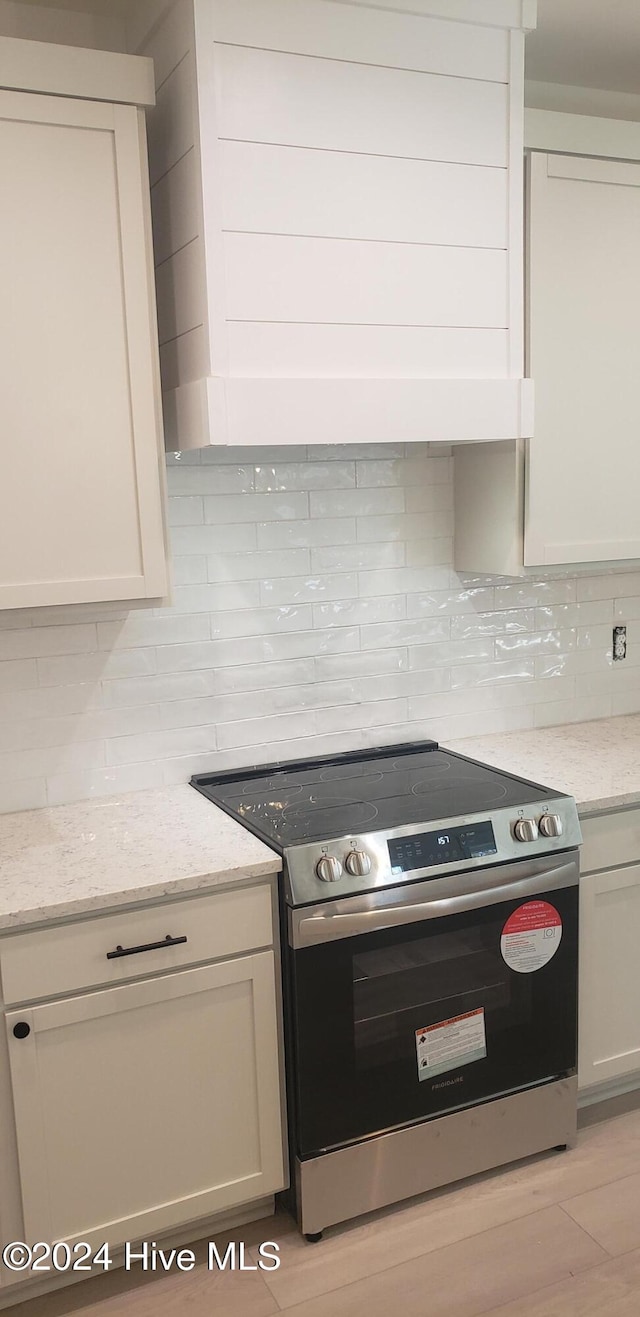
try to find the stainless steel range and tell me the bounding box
[192,740,582,1240]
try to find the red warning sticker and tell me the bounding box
[501,900,562,974]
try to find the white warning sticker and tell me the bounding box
[501,900,562,974]
[416,1007,486,1082]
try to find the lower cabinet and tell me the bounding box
[4,946,285,1249]
[579,863,640,1089]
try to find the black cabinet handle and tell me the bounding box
[106,934,188,961]
[13,1022,30,1040]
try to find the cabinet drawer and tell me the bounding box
[0,884,274,1006]
[580,808,640,875]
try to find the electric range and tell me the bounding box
[192,740,582,1239]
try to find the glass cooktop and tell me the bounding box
[191,742,558,850]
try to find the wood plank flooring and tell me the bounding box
[10,1091,640,1317]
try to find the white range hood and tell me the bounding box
[141,0,537,449]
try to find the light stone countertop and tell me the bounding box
[448,713,640,816]
[0,785,279,932]
[2,714,639,933]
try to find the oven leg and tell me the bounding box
[305,1232,323,1244]
[554,1143,568,1151]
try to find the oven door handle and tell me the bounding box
[294,862,576,946]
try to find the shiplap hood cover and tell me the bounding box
[143,0,536,448]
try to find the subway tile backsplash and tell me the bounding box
[0,442,639,814]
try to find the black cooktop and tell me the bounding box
[191,741,558,850]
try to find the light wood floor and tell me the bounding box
[10,1091,640,1317]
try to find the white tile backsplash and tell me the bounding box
[406,587,494,619]
[0,624,97,662]
[495,629,578,657]
[614,597,640,622]
[97,615,210,649]
[172,583,262,614]
[578,572,640,602]
[312,596,406,628]
[204,492,309,523]
[255,461,355,492]
[1,442,640,812]
[172,557,208,586]
[36,648,157,687]
[167,496,205,527]
[171,524,257,554]
[0,778,48,814]
[0,660,38,693]
[450,608,534,638]
[310,487,407,519]
[311,542,405,572]
[450,658,536,689]
[314,648,410,681]
[208,549,312,581]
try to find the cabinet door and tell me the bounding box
[526,151,640,566]
[0,90,167,608]
[5,953,285,1247]
[579,865,640,1088]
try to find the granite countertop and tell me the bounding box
[448,713,640,815]
[0,785,279,932]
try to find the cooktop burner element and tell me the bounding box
[193,744,552,847]
[282,799,380,835]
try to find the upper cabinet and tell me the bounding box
[0,38,169,610]
[527,150,640,565]
[455,115,640,574]
[141,0,537,449]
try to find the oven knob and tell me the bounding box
[513,818,539,842]
[345,850,372,877]
[315,855,343,882]
[539,813,563,838]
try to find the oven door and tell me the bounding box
[287,852,579,1158]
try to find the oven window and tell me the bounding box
[289,883,578,1158]
[352,927,514,1070]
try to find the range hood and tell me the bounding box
[141,0,537,449]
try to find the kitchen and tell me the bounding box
[1,0,640,1311]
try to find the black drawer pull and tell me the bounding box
[106,934,188,961]
[13,1022,30,1040]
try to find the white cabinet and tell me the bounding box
[578,808,640,1092]
[455,132,640,574]
[6,954,284,1248]
[525,152,640,565]
[0,38,169,610]
[579,865,640,1089]
[137,0,535,449]
[0,884,285,1264]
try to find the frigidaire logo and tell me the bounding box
[432,1075,464,1090]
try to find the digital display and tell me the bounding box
[388,821,497,874]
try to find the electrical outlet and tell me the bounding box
[613,625,627,661]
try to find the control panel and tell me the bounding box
[285,797,581,907]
